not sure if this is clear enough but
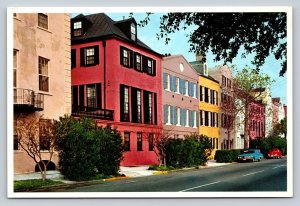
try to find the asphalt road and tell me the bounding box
[56,157,287,192]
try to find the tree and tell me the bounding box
[134,12,287,76]
[148,126,173,167]
[14,114,55,181]
[233,67,273,148]
[271,117,287,138]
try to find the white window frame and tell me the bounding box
[176,77,180,93]
[201,86,205,102]
[201,110,205,126]
[185,109,189,127]
[208,111,211,127]
[193,84,197,98]
[208,88,211,104]
[130,23,136,41]
[193,111,197,128]
[176,107,181,126]
[166,74,170,91]
[166,105,171,125]
[185,81,188,96]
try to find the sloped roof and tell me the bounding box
[71,13,157,54]
[189,61,219,83]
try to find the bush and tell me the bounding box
[250,136,287,157]
[54,116,123,181]
[165,135,211,168]
[214,149,243,163]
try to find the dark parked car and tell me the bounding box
[268,148,283,159]
[238,149,264,162]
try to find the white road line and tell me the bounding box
[242,170,265,177]
[179,181,221,192]
[272,165,286,169]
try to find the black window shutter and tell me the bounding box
[94,46,99,65]
[96,83,102,109]
[71,49,76,68]
[154,93,157,125]
[72,85,78,107]
[142,55,148,73]
[130,50,134,68]
[80,48,85,67]
[120,46,124,66]
[133,52,137,70]
[131,87,137,123]
[79,85,84,108]
[152,59,156,76]
[143,91,149,123]
[120,85,124,121]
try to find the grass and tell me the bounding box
[14,179,64,192]
[148,165,175,171]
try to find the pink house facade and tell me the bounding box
[162,55,199,138]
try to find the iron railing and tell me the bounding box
[14,88,44,112]
[72,105,114,120]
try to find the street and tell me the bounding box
[55,157,287,192]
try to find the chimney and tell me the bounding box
[196,51,206,62]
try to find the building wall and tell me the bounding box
[162,55,199,138]
[13,13,71,174]
[209,65,235,149]
[71,38,162,166]
[248,102,266,140]
[199,75,220,158]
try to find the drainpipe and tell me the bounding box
[102,40,106,110]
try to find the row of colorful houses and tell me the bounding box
[13,13,286,174]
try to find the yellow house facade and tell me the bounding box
[190,59,220,159]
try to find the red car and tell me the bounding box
[268,148,283,159]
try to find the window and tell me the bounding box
[193,111,197,127]
[13,49,17,87]
[203,63,208,76]
[120,85,130,122]
[147,59,152,74]
[86,84,96,108]
[38,56,49,92]
[137,133,142,151]
[124,132,130,151]
[38,13,48,29]
[204,87,209,103]
[186,110,189,127]
[205,111,209,126]
[39,119,52,150]
[73,21,82,36]
[135,53,141,71]
[80,46,99,67]
[131,88,142,123]
[131,23,136,41]
[222,75,226,86]
[193,84,197,98]
[185,81,188,95]
[166,74,170,90]
[120,47,133,67]
[176,77,180,93]
[148,133,154,151]
[71,49,76,68]
[177,107,181,126]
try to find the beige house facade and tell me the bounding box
[13,13,71,174]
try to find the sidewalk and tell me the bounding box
[14,160,231,181]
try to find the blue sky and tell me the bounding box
[73,13,287,104]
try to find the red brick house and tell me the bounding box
[71,13,163,166]
[248,101,266,140]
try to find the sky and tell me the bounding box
[72,12,287,104]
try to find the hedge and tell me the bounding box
[214,149,243,163]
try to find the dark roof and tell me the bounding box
[71,13,160,56]
[189,61,219,83]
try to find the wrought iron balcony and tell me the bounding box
[14,88,44,112]
[72,105,114,121]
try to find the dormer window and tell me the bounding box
[130,23,136,41]
[74,21,82,36]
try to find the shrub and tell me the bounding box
[54,116,124,181]
[165,135,211,168]
[214,149,243,163]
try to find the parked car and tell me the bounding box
[268,148,283,159]
[237,149,264,162]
